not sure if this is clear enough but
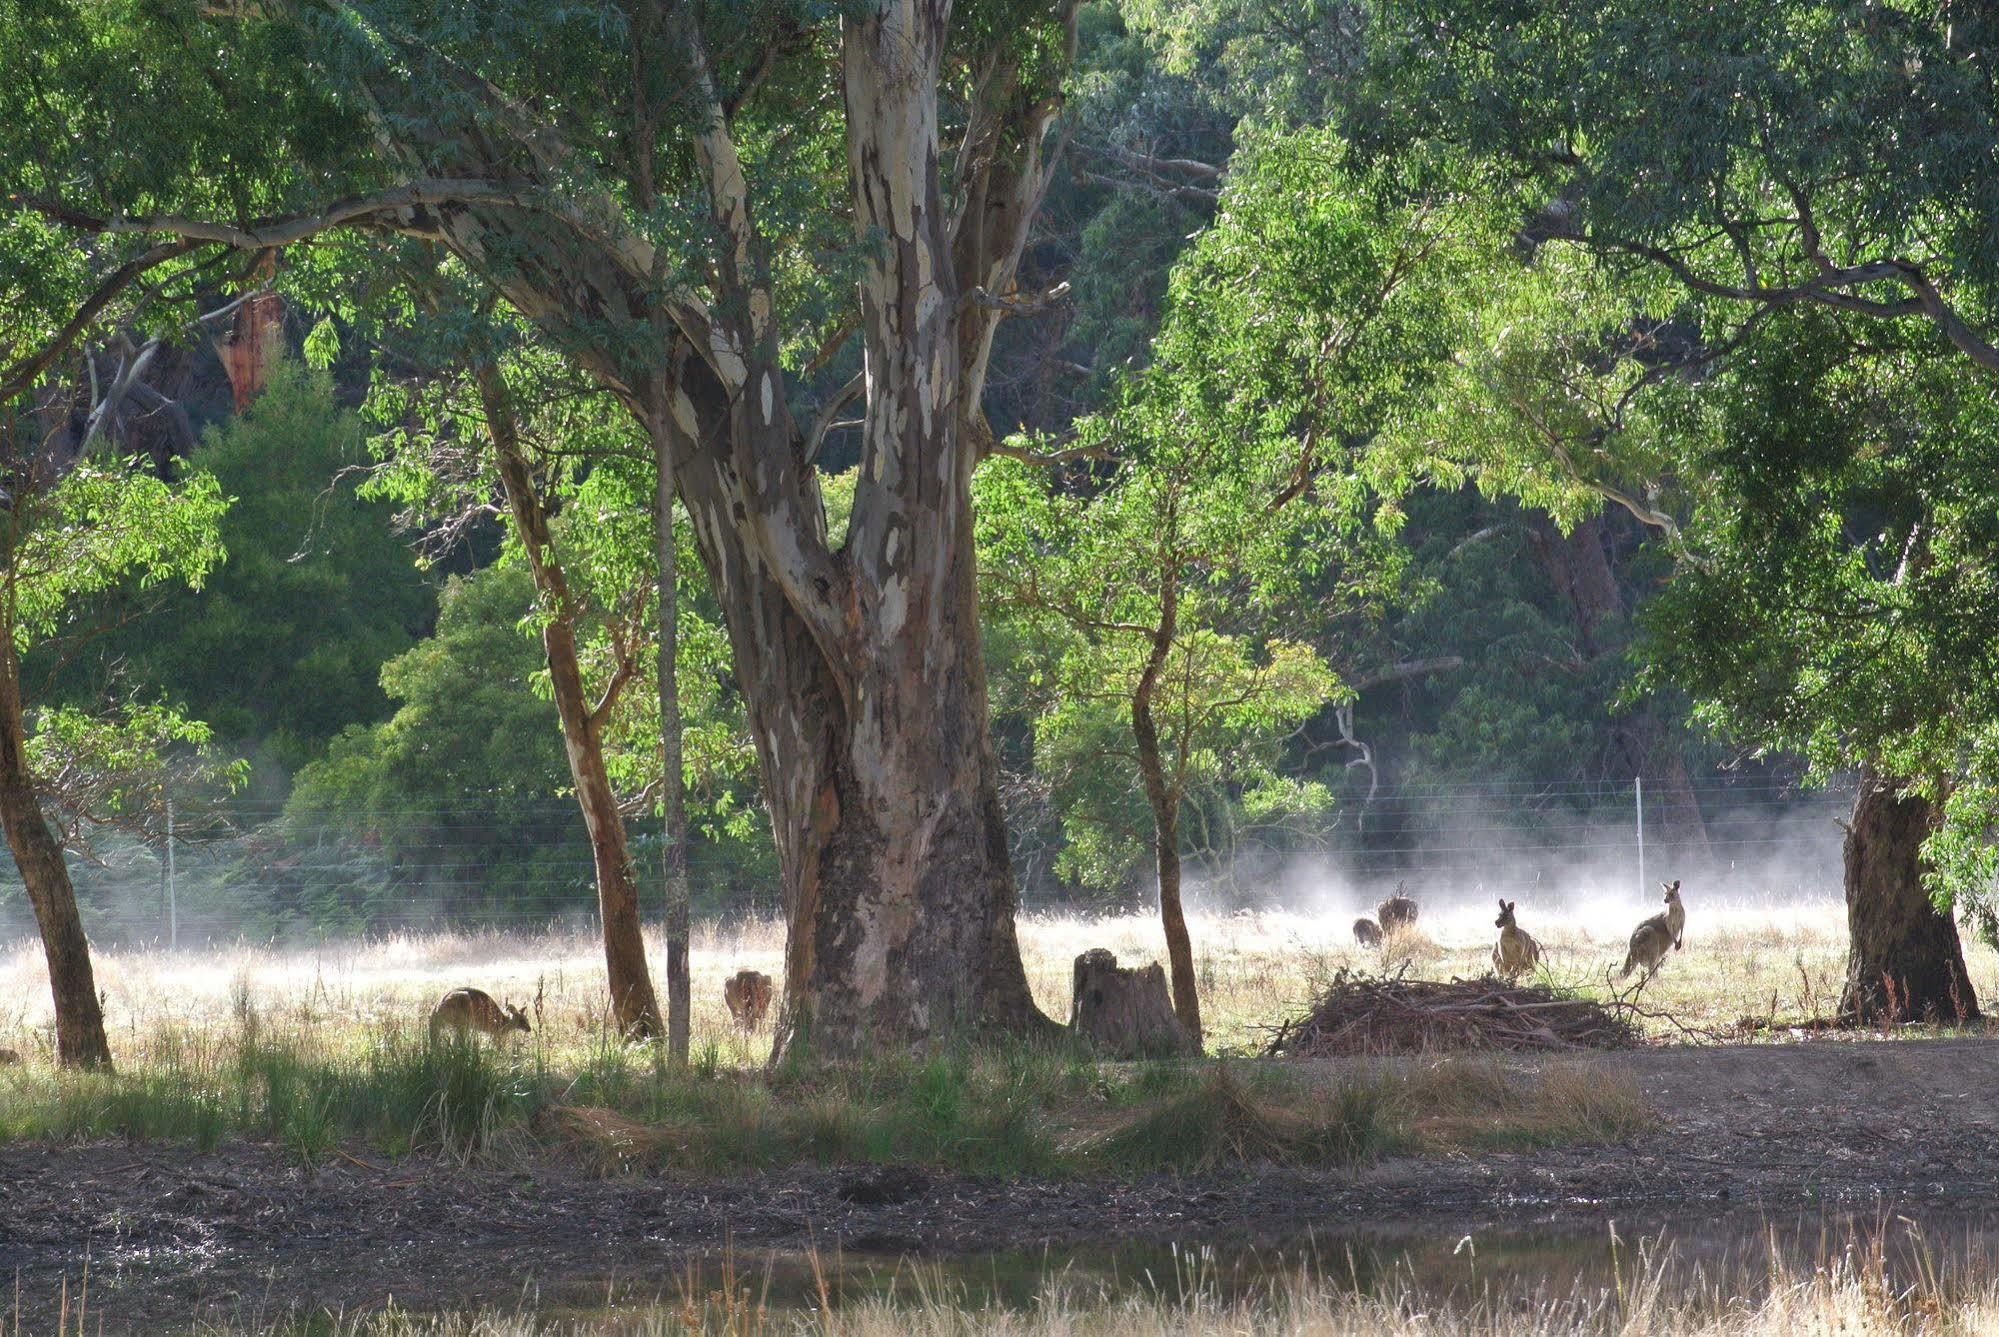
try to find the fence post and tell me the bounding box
[1634,775,1644,902]
[166,794,177,950]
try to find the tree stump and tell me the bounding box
[1069,949,1197,1058]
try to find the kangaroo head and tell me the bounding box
[506,1003,531,1034]
[1661,879,1681,906]
[1494,899,1515,928]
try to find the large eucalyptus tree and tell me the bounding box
[5,0,1078,1050]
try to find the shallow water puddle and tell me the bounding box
[19,1205,1999,1330]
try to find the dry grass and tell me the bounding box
[0,897,1992,1069]
[158,1227,1999,1334]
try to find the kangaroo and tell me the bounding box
[0,1047,18,1066]
[1491,899,1541,981]
[428,987,530,1040]
[1376,887,1419,932]
[1618,881,1686,981]
[723,969,775,1031]
[1352,917,1383,949]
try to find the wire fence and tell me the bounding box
[0,776,1852,947]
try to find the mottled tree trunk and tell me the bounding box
[360,0,1074,1057]
[1839,773,1979,1024]
[686,481,1045,1053]
[479,368,663,1040]
[0,633,110,1069]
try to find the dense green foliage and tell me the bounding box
[17,0,1999,943]
[48,362,433,780]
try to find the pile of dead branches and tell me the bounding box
[1265,969,1642,1057]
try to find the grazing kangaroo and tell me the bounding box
[1352,917,1383,948]
[1618,881,1686,981]
[1376,887,1419,931]
[1491,899,1541,981]
[724,969,775,1031]
[428,987,530,1040]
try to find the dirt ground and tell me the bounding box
[5,1036,1997,1328]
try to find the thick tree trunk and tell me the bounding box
[1839,773,1979,1024]
[363,0,1071,1058]
[478,368,663,1040]
[651,401,691,1063]
[0,636,110,1069]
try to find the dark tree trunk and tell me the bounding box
[1839,773,1979,1024]
[479,368,663,1041]
[1070,949,1197,1058]
[1129,544,1202,1044]
[1530,512,1711,856]
[651,395,691,1063]
[0,635,110,1069]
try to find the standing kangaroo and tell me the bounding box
[1618,881,1686,981]
[428,987,531,1040]
[1491,899,1541,981]
[724,969,775,1031]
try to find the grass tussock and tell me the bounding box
[1396,1056,1654,1150]
[1078,1064,1386,1172]
[0,1007,1638,1173]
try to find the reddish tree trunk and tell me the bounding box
[1839,773,1979,1024]
[479,368,663,1040]
[0,636,110,1069]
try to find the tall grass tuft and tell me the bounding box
[1080,1064,1386,1172]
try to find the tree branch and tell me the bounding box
[0,239,203,405]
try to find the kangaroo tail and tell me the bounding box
[1617,953,1635,980]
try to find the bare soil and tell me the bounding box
[5,1037,1997,1329]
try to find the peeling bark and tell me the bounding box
[327,0,1071,1056]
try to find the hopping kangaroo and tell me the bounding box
[428,988,531,1040]
[724,969,775,1031]
[1491,899,1541,981]
[1618,881,1686,981]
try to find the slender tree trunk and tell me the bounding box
[1839,772,1979,1024]
[0,634,110,1069]
[477,367,663,1040]
[1129,544,1201,1043]
[651,391,691,1064]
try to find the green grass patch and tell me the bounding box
[0,1016,1643,1177]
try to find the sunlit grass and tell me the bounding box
[0,897,1984,1172]
[3,899,1989,1069]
